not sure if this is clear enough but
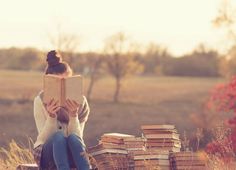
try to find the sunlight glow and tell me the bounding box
[0,0,234,55]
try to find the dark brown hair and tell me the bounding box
[45,50,73,75]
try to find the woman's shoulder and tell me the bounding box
[82,95,89,107]
[82,95,88,102]
[34,90,43,99]
[34,90,44,105]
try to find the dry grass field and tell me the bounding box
[0,69,227,150]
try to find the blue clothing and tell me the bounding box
[41,131,90,170]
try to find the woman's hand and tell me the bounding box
[45,98,60,118]
[65,99,81,117]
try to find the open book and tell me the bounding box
[43,74,83,107]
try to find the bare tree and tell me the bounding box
[213,0,236,41]
[213,0,236,77]
[48,24,80,67]
[104,32,143,103]
[85,52,105,102]
[143,42,170,75]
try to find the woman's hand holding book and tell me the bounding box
[45,98,60,118]
[65,99,81,117]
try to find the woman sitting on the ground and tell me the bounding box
[32,50,90,170]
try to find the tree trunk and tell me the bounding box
[114,77,121,103]
[87,74,95,102]
[86,57,103,102]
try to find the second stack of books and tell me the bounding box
[170,151,207,170]
[123,137,147,169]
[131,149,170,170]
[88,133,134,169]
[141,124,181,153]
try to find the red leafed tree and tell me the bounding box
[205,76,236,158]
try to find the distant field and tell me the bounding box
[0,69,228,149]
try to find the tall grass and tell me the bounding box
[202,123,236,170]
[0,139,34,170]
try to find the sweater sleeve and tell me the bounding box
[33,96,58,148]
[68,116,82,138]
[68,96,90,138]
[78,96,90,123]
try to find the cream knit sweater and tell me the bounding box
[33,90,89,148]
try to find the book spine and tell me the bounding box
[61,78,65,107]
[80,75,84,104]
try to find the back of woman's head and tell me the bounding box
[45,50,73,76]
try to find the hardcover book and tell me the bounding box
[43,74,83,107]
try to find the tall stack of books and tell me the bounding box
[88,133,134,169]
[141,124,181,153]
[132,150,170,170]
[170,151,207,170]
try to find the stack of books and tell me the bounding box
[123,137,147,169]
[131,150,170,170]
[88,125,209,170]
[141,124,181,153]
[88,133,134,169]
[170,151,206,170]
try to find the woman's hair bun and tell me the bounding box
[46,50,62,67]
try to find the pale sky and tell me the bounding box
[0,0,235,56]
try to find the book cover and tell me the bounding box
[144,133,180,139]
[102,133,135,138]
[43,74,83,107]
[90,148,128,156]
[141,124,175,130]
[133,154,169,160]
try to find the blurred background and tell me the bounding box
[0,0,236,151]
